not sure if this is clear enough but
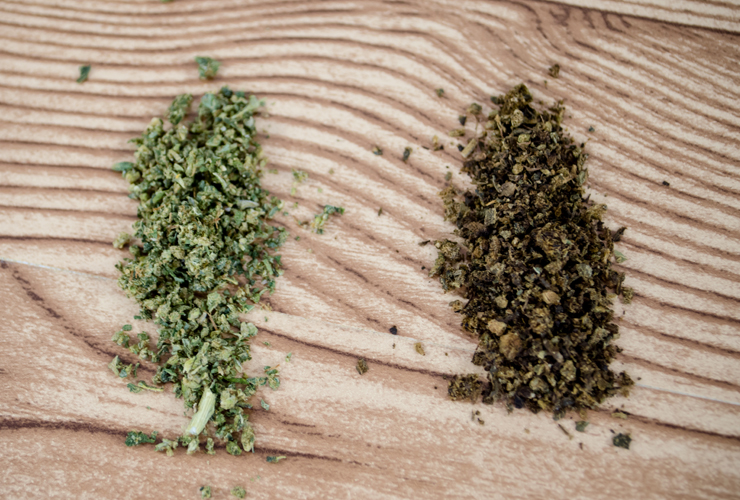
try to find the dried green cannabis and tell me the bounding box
[112,87,286,455]
[356,357,368,375]
[613,433,631,449]
[448,374,482,401]
[231,486,247,498]
[77,65,90,83]
[548,64,561,78]
[432,84,632,417]
[195,56,221,80]
[310,205,344,234]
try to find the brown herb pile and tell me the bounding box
[432,84,632,417]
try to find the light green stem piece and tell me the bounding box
[186,386,216,436]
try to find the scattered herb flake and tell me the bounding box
[77,65,91,83]
[356,357,368,375]
[200,486,212,499]
[549,63,561,78]
[260,399,270,411]
[195,56,220,80]
[402,147,412,162]
[448,375,482,401]
[125,430,158,447]
[266,455,286,463]
[613,433,632,449]
[575,421,589,432]
[435,88,445,97]
[414,342,425,356]
[113,232,131,249]
[558,423,573,440]
[372,146,383,156]
[310,205,344,234]
[231,486,247,499]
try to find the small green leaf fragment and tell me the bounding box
[200,486,212,499]
[575,421,589,432]
[154,438,178,456]
[266,455,286,463]
[231,486,247,498]
[77,65,90,83]
[260,399,270,411]
[614,250,627,263]
[167,93,193,125]
[435,88,445,97]
[372,146,383,156]
[241,423,255,453]
[613,433,632,449]
[414,342,425,356]
[226,441,242,456]
[286,352,292,362]
[125,430,157,447]
[356,357,368,375]
[402,147,412,163]
[310,205,344,234]
[195,56,220,80]
[112,161,134,172]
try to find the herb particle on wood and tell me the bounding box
[613,433,632,449]
[195,56,221,80]
[356,357,368,375]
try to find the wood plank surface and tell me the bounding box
[1,0,739,498]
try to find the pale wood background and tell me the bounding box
[1,0,739,498]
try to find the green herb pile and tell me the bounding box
[434,84,632,417]
[112,87,286,455]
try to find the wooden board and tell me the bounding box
[1,0,740,498]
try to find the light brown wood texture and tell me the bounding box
[1,0,740,498]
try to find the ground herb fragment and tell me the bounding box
[200,486,212,499]
[231,486,247,498]
[414,342,425,356]
[372,146,383,156]
[195,56,220,80]
[125,430,158,447]
[267,455,286,463]
[430,84,633,418]
[77,65,90,83]
[575,420,589,432]
[448,374,482,401]
[310,205,344,234]
[111,88,286,455]
[613,433,632,449]
[356,357,368,375]
[402,147,412,162]
[549,64,561,78]
[435,88,445,97]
